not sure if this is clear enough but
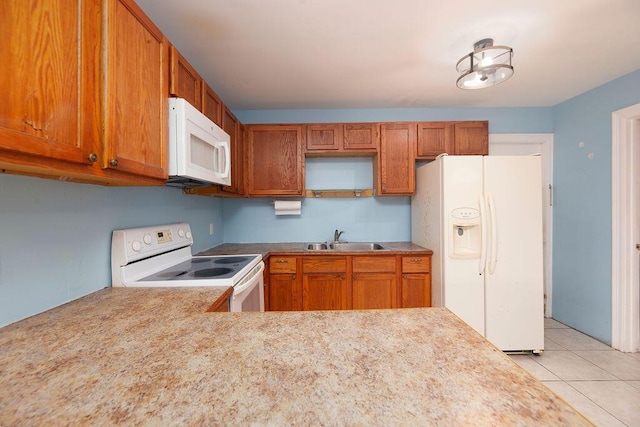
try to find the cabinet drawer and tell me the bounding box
[302,257,347,273]
[353,256,396,273]
[402,256,430,273]
[269,256,297,273]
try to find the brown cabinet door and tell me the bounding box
[352,273,396,310]
[454,121,489,155]
[269,274,299,311]
[0,0,99,168]
[416,122,454,159]
[103,0,168,180]
[246,125,304,197]
[202,83,223,127]
[302,274,347,310]
[306,124,342,152]
[377,123,416,195]
[343,123,379,151]
[169,46,202,110]
[401,273,431,308]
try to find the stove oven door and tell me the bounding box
[230,261,265,312]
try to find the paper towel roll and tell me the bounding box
[274,200,301,216]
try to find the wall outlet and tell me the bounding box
[209,223,214,235]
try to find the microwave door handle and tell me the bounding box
[220,140,230,178]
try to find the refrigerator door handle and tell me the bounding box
[478,193,488,275]
[487,192,498,274]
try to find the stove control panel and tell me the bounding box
[112,223,194,265]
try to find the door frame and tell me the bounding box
[489,133,554,318]
[612,103,640,352]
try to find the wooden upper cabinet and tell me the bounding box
[416,121,488,159]
[453,121,489,155]
[343,123,379,151]
[417,122,453,158]
[0,0,100,171]
[306,123,378,155]
[168,44,224,127]
[306,124,342,151]
[376,122,416,196]
[202,83,223,127]
[103,0,168,180]
[246,124,304,197]
[169,46,202,110]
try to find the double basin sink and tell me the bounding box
[306,242,387,251]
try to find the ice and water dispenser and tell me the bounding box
[449,207,481,258]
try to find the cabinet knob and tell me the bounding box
[109,158,119,167]
[87,153,98,163]
[291,274,296,279]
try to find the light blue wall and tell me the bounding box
[0,174,223,327]
[552,69,640,345]
[224,106,554,243]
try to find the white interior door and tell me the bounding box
[489,134,553,318]
[612,105,640,352]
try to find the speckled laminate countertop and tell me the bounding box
[197,241,432,257]
[0,288,591,426]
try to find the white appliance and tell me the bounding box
[412,155,544,352]
[168,98,231,187]
[111,223,264,312]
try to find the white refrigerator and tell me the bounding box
[411,155,544,352]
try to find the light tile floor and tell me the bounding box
[509,318,640,427]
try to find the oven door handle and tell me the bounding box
[232,262,265,297]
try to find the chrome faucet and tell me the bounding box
[334,229,344,242]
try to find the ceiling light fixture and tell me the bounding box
[456,38,513,89]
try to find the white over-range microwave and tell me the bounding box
[168,97,231,187]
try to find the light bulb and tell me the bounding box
[480,57,493,67]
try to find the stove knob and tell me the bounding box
[132,240,142,252]
[178,229,185,238]
[143,233,152,245]
[186,231,192,240]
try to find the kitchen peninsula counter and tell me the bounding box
[0,288,591,425]
[198,241,432,257]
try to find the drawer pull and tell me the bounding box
[277,259,287,263]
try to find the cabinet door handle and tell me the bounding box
[87,153,98,163]
[109,158,119,167]
[277,259,287,263]
[291,274,296,279]
[403,274,408,279]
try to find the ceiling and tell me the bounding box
[135,0,640,110]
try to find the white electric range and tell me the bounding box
[111,223,264,312]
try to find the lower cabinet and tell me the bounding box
[266,253,431,311]
[303,274,348,310]
[352,273,396,309]
[268,256,301,311]
[400,256,431,308]
[352,256,397,309]
[302,257,348,310]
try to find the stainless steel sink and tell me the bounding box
[305,242,386,251]
[306,243,329,250]
[329,242,386,251]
